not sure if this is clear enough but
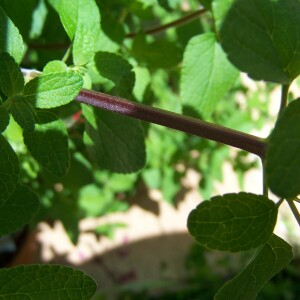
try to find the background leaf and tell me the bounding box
[23,71,83,108]
[180,33,238,118]
[0,51,24,97]
[72,0,101,66]
[213,0,300,83]
[0,264,96,299]
[23,111,70,177]
[83,105,146,173]
[215,234,293,300]
[0,134,19,203]
[0,185,39,236]
[187,192,277,252]
[43,60,68,74]
[0,6,24,63]
[266,98,300,198]
[95,51,135,98]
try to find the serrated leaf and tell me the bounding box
[23,111,69,177]
[213,0,300,83]
[43,60,68,74]
[266,98,300,198]
[0,106,9,132]
[73,0,101,66]
[10,96,36,131]
[83,105,146,173]
[23,71,83,108]
[0,184,39,236]
[47,0,78,39]
[0,134,19,203]
[215,234,293,300]
[187,192,277,252]
[180,33,238,118]
[0,264,96,299]
[95,51,135,98]
[0,6,24,63]
[0,51,24,97]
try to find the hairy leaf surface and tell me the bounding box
[23,111,69,177]
[0,6,24,63]
[83,105,146,173]
[180,33,238,118]
[0,51,24,97]
[266,98,300,198]
[188,192,277,252]
[0,185,39,236]
[0,264,96,299]
[23,71,83,108]
[0,134,19,204]
[215,234,293,300]
[213,0,300,83]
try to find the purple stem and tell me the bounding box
[75,89,266,158]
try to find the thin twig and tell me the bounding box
[126,8,207,38]
[278,84,290,116]
[75,89,266,158]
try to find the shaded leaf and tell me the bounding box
[10,96,36,131]
[213,0,300,83]
[95,51,135,98]
[0,6,24,63]
[0,185,39,236]
[215,234,293,300]
[187,192,277,252]
[83,105,146,173]
[23,71,83,108]
[0,134,19,204]
[23,111,69,177]
[0,106,9,132]
[180,33,238,118]
[266,98,300,198]
[0,264,96,299]
[0,51,24,97]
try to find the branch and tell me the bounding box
[75,89,267,158]
[126,8,207,38]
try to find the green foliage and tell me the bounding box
[188,193,277,252]
[266,98,300,198]
[0,265,97,299]
[215,235,293,300]
[0,0,300,299]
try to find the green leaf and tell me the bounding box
[0,185,39,236]
[213,0,300,83]
[215,234,293,300]
[23,111,70,177]
[23,71,83,108]
[187,192,277,252]
[29,0,48,39]
[95,51,135,98]
[0,264,97,299]
[0,134,19,203]
[0,51,24,97]
[180,33,238,118]
[0,6,24,63]
[43,60,68,74]
[47,0,78,39]
[266,98,300,198]
[0,106,9,132]
[83,105,146,173]
[132,34,182,69]
[10,96,36,131]
[73,0,101,66]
